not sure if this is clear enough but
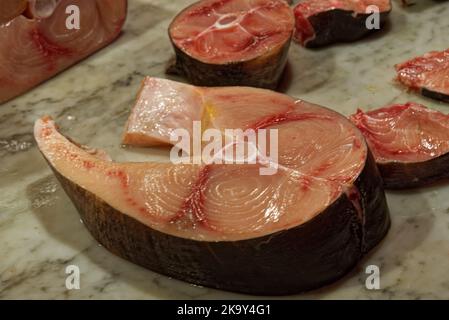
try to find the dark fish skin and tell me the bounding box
[47,150,390,296]
[355,151,390,252]
[302,8,391,48]
[421,88,449,103]
[167,36,292,90]
[377,153,449,189]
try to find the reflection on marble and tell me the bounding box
[1,0,449,299]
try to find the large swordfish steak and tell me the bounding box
[35,78,390,295]
[0,0,127,104]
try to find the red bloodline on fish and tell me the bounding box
[172,165,214,229]
[252,112,332,130]
[185,0,235,18]
[82,160,95,169]
[30,28,72,70]
[105,169,146,212]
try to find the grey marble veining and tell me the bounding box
[1,0,449,299]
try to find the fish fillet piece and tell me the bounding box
[0,0,127,104]
[293,0,392,47]
[351,102,449,188]
[123,78,205,147]
[168,0,295,89]
[36,79,390,295]
[395,48,449,103]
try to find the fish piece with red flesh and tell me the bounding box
[395,49,449,103]
[293,0,392,48]
[36,78,390,295]
[168,0,295,90]
[350,102,449,189]
[0,0,127,104]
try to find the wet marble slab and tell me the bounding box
[1,0,449,299]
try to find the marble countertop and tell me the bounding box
[1,0,449,299]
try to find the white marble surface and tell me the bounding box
[1,0,449,299]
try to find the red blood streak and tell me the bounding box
[40,127,52,138]
[82,160,95,169]
[126,197,138,207]
[311,162,332,176]
[300,176,312,191]
[252,112,332,130]
[293,5,316,45]
[186,0,233,17]
[30,28,72,70]
[353,137,362,149]
[106,169,129,189]
[105,170,153,217]
[171,166,213,229]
